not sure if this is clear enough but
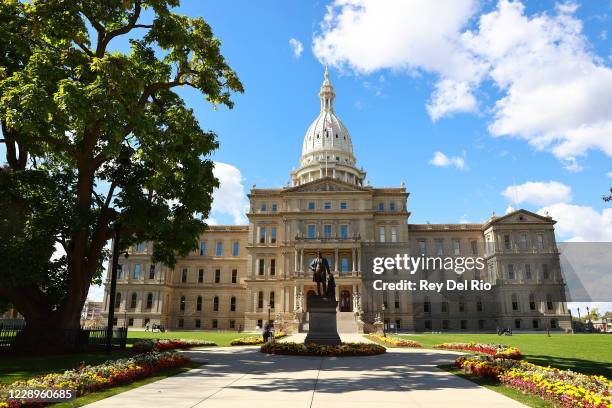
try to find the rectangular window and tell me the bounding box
[508,264,515,280]
[117,264,124,280]
[181,268,188,283]
[395,319,401,329]
[258,259,265,275]
[441,301,448,313]
[525,264,532,279]
[200,241,206,256]
[271,227,277,243]
[504,234,511,250]
[519,233,528,250]
[214,269,220,283]
[270,259,276,276]
[216,241,222,256]
[269,291,275,309]
[418,240,426,255]
[233,241,239,256]
[259,227,266,243]
[377,202,385,211]
[340,225,348,239]
[231,269,237,283]
[271,203,277,212]
[229,319,235,329]
[260,203,267,212]
[340,202,348,210]
[537,234,545,250]
[453,239,460,255]
[324,202,332,210]
[532,319,539,329]
[212,319,218,329]
[135,242,145,252]
[442,320,449,330]
[149,265,155,279]
[198,269,204,283]
[542,264,550,280]
[323,224,332,238]
[308,224,316,239]
[478,319,485,330]
[379,226,385,242]
[391,226,398,243]
[460,320,467,330]
[435,240,444,255]
[470,240,478,255]
[128,318,134,327]
[308,201,315,210]
[178,318,184,328]
[195,319,201,328]
[424,320,432,330]
[341,257,349,272]
[389,202,396,211]
[132,264,142,279]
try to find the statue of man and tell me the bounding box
[326,271,336,300]
[310,250,329,296]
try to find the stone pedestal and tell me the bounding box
[304,296,341,345]
[373,320,385,336]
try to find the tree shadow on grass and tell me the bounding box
[524,354,612,378]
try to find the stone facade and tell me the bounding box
[101,67,571,333]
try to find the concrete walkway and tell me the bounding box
[85,346,524,408]
[280,332,374,343]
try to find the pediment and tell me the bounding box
[285,177,366,193]
[487,209,555,226]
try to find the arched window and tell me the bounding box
[114,293,121,310]
[257,291,264,309]
[213,296,219,311]
[511,293,519,311]
[196,295,202,311]
[230,296,236,312]
[130,293,137,309]
[179,296,186,312]
[146,293,153,309]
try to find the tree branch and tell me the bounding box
[98,0,143,56]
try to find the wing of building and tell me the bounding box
[101,67,571,333]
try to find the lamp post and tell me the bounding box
[105,222,121,352]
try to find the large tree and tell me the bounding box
[0,0,243,350]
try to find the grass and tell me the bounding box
[125,330,255,347]
[391,333,612,378]
[442,364,554,408]
[52,361,203,408]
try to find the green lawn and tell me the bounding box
[392,333,612,378]
[126,330,254,347]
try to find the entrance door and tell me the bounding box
[305,290,316,311]
[340,290,352,312]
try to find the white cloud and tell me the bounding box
[312,0,612,169]
[289,38,304,58]
[502,181,572,206]
[538,203,612,242]
[607,171,612,178]
[210,162,249,225]
[429,151,465,170]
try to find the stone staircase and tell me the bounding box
[337,311,359,333]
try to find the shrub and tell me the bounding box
[434,342,522,359]
[132,339,217,352]
[230,331,286,346]
[260,342,386,357]
[368,334,421,348]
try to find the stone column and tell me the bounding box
[334,248,339,273]
[358,247,362,272]
[352,248,356,272]
[294,249,298,274]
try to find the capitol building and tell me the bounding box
[101,67,571,333]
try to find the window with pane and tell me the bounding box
[257,291,264,309]
[418,240,426,255]
[524,264,531,279]
[529,293,536,310]
[308,201,315,210]
[341,257,349,272]
[213,296,219,311]
[198,269,204,283]
[178,318,184,328]
[324,202,332,210]
[459,298,465,312]
[441,301,448,313]
[394,292,400,309]
[214,269,220,283]
[308,224,316,239]
[231,269,237,283]
[514,319,521,329]
[519,233,528,250]
[195,319,201,328]
[550,319,558,329]
[377,202,384,211]
[546,294,553,310]
[391,226,398,243]
[146,293,153,309]
[135,242,145,252]
[324,224,332,238]
[532,319,539,329]
[470,240,478,255]
[504,234,511,249]
[200,241,206,256]
[423,297,431,313]
[537,234,544,250]
[258,259,265,275]
[260,203,267,212]
[389,202,396,211]
[233,241,239,256]
[216,241,222,256]
[179,296,185,312]
[340,224,348,239]
[379,226,385,242]
[269,291,275,308]
[270,259,276,275]
[542,264,550,280]
[181,268,188,283]
[114,293,121,310]
[132,264,141,279]
[453,239,460,255]
[230,296,236,312]
[476,298,483,312]
[212,319,217,328]
[259,227,266,243]
[196,296,202,311]
[511,293,519,311]
[507,264,515,280]
[271,203,277,212]
[340,202,348,210]
[271,227,277,243]
[149,265,155,279]
[435,240,444,255]
[117,264,124,279]
[442,320,449,330]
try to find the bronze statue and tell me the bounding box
[326,271,336,300]
[310,250,329,296]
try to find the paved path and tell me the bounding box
[280,332,374,343]
[85,346,524,408]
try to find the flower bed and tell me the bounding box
[0,352,190,407]
[132,339,217,352]
[434,342,522,359]
[368,334,421,348]
[454,355,612,408]
[260,342,386,357]
[230,331,287,346]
